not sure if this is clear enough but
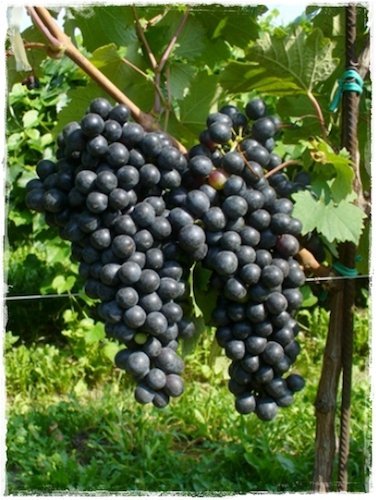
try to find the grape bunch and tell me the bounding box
[173,98,306,419]
[25,95,306,419]
[25,98,201,408]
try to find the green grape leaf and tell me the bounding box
[65,6,135,51]
[220,61,302,95]
[197,5,265,47]
[173,16,206,60]
[231,27,338,97]
[167,62,196,101]
[54,84,107,132]
[308,138,354,202]
[181,316,206,358]
[166,111,200,148]
[178,70,219,132]
[254,28,338,91]
[85,322,105,344]
[300,285,318,308]
[22,110,39,129]
[103,341,120,362]
[193,263,218,324]
[292,190,366,244]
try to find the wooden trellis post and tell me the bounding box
[313,5,369,492]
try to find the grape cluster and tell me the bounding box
[177,99,306,419]
[26,95,306,419]
[25,98,198,408]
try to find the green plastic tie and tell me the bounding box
[329,69,364,112]
[332,261,358,278]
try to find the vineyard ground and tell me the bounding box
[5,305,370,494]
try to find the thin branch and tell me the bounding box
[307,90,328,138]
[121,56,167,107]
[298,248,330,278]
[132,6,158,70]
[158,9,189,74]
[26,7,62,49]
[264,159,302,179]
[121,57,150,80]
[6,41,47,57]
[27,6,187,153]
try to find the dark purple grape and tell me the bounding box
[220,231,242,251]
[222,152,245,175]
[235,393,256,414]
[223,278,247,302]
[261,265,284,288]
[137,269,160,294]
[116,287,139,308]
[189,155,213,176]
[86,135,108,156]
[81,113,105,137]
[161,302,183,324]
[145,368,167,390]
[123,305,147,328]
[139,292,163,313]
[241,354,260,373]
[245,98,266,120]
[155,348,184,374]
[135,384,155,404]
[239,263,261,285]
[96,170,118,193]
[262,341,285,364]
[286,373,305,392]
[213,251,238,276]
[202,207,227,231]
[178,224,206,252]
[86,192,108,213]
[117,165,140,190]
[103,119,123,142]
[75,170,97,194]
[139,163,161,187]
[125,351,150,378]
[36,159,56,180]
[252,117,277,141]
[108,188,130,210]
[164,374,184,397]
[134,229,154,252]
[145,311,168,335]
[112,234,136,259]
[223,175,246,197]
[222,195,248,219]
[245,336,267,355]
[186,190,211,217]
[141,132,163,159]
[118,261,142,284]
[208,122,232,144]
[143,337,162,358]
[266,292,288,315]
[109,104,130,124]
[245,303,266,323]
[236,246,256,266]
[106,142,129,167]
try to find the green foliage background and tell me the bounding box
[4,4,371,494]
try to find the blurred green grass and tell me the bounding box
[5,304,371,494]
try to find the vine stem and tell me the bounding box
[26,6,187,154]
[6,41,47,57]
[307,90,328,138]
[264,159,302,178]
[297,248,330,278]
[158,9,189,74]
